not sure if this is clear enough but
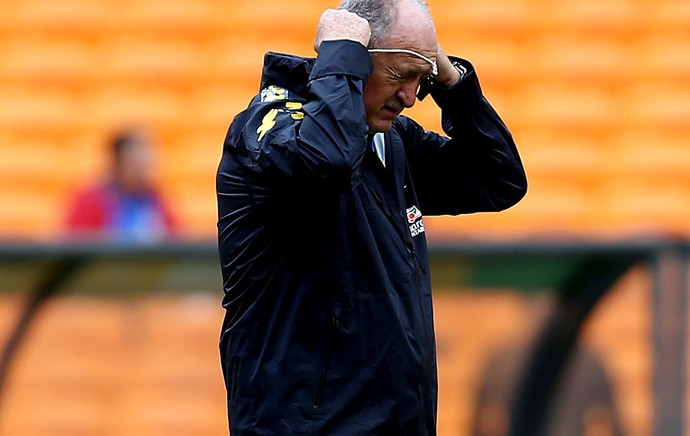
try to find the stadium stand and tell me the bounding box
[0,0,688,434]
[0,0,685,240]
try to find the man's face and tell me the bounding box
[362,12,439,133]
[363,52,435,133]
[117,135,155,193]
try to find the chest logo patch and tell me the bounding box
[406,205,425,237]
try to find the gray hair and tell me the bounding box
[338,0,430,48]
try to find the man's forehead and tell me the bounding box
[384,6,438,53]
[384,30,437,57]
[371,2,439,74]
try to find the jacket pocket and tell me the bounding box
[313,315,339,410]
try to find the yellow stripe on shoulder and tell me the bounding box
[285,101,303,110]
[256,108,279,142]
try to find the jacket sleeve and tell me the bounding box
[226,40,372,192]
[405,58,527,216]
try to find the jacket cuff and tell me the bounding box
[310,40,373,82]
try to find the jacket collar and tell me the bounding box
[260,52,314,97]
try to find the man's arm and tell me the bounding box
[223,10,372,192]
[406,54,527,216]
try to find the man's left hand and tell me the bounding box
[434,46,462,88]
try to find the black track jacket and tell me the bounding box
[216,40,527,435]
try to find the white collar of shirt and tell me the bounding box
[371,132,386,167]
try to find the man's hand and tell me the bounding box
[313,9,371,53]
[434,46,462,88]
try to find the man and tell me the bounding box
[216,0,527,434]
[66,128,176,241]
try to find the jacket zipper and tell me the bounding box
[314,316,339,410]
[364,182,425,272]
[415,265,433,431]
[366,180,433,426]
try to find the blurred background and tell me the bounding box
[0,0,688,434]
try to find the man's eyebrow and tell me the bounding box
[368,48,438,77]
[399,65,434,79]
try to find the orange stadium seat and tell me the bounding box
[0,37,93,88]
[120,0,223,32]
[0,137,70,181]
[432,0,542,41]
[81,85,187,128]
[538,0,638,36]
[2,0,115,34]
[646,0,690,32]
[528,36,633,87]
[516,130,613,184]
[162,131,222,196]
[229,0,322,38]
[0,85,81,130]
[164,178,218,237]
[0,190,65,239]
[614,132,690,184]
[634,33,690,84]
[95,36,204,89]
[626,85,690,131]
[457,39,530,94]
[511,82,621,135]
[602,177,690,236]
[183,83,258,129]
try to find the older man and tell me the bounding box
[216,0,527,434]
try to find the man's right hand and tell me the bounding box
[313,9,371,53]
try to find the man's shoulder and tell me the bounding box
[72,181,114,203]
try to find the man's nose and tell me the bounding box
[396,82,418,108]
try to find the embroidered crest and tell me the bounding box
[406,205,425,237]
[260,85,289,102]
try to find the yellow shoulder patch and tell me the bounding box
[284,101,304,120]
[255,101,305,141]
[256,108,279,142]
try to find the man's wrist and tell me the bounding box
[450,60,467,82]
[437,60,466,88]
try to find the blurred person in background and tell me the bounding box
[65,127,176,242]
[216,0,527,434]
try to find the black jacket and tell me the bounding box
[216,40,526,435]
